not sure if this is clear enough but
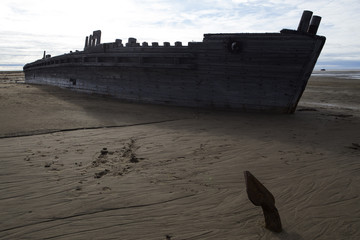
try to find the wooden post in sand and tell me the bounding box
[244,171,282,233]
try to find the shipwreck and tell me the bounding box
[23,10,325,113]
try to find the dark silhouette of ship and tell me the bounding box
[23,10,325,113]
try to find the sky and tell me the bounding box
[1,0,360,70]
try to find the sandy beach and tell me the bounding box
[0,71,359,239]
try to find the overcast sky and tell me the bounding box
[1,0,359,70]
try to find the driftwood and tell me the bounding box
[244,171,282,232]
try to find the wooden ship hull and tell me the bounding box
[23,11,325,113]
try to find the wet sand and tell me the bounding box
[0,71,359,239]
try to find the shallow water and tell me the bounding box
[312,71,360,80]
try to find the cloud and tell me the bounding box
[1,0,360,70]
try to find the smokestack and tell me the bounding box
[85,36,89,48]
[92,30,101,45]
[308,15,322,35]
[297,10,313,33]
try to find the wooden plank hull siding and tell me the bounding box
[24,31,326,113]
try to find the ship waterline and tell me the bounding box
[23,10,326,113]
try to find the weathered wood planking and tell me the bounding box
[24,11,326,113]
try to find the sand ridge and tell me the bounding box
[0,72,359,239]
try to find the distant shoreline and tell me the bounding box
[0,70,23,73]
[312,70,360,80]
[313,69,360,73]
[1,69,360,72]
[2,70,360,81]
[0,69,360,73]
